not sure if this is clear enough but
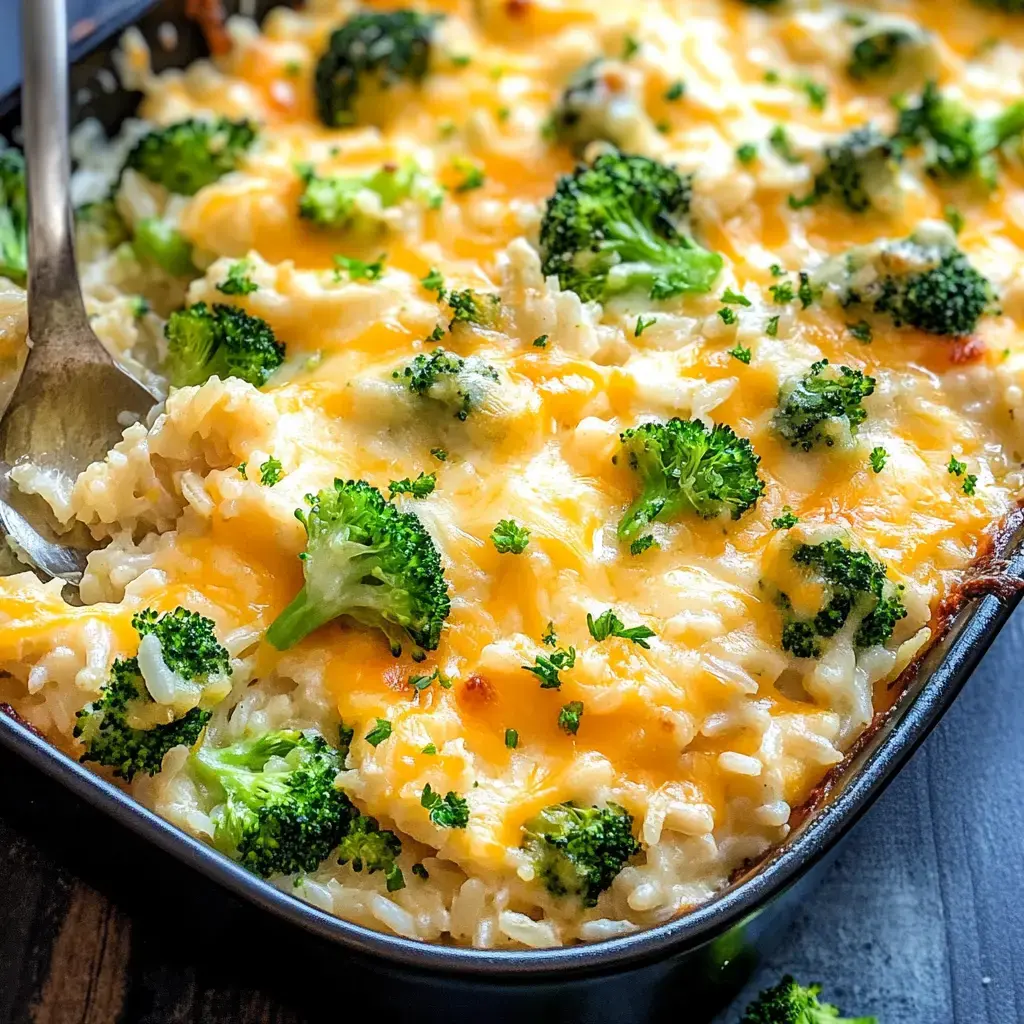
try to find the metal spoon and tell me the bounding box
[0,0,157,584]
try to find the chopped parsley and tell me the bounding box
[532,334,549,348]
[796,75,828,111]
[421,784,469,828]
[558,701,584,736]
[768,125,800,164]
[258,456,283,486]
[421,267,446,297]
[718,307,738,325]
[523,646,576,689]
[728,343,752,364]
[629,534,657,556]
[948,454,978,494]
[722,288,752,307]
[504,728,519,749]
[333,253,385,281]
[869,446,888,474]
[635,315,657,337]
[766,315,780,337]
[453,159,486,193]
[586,609,656,649]
[365,719,392,747]
[736,142,758,165]
[541,621,557,647]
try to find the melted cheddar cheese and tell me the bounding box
[1,0,1024,947]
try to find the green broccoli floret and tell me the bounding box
[265,479,451,656]
[847,19,938,87]
[336,814,405,892]
[792,126,902,214]
[315,10,441,128]
[297,161,441,232]
[163,302,285,388]
[774,360,876,451]
[550,59,644,155]
[133,217,196,277]
[779,538,907,658]
[522,802,640,907]
[191,729,355,878]
[538,150,723,303]
[393,347,500,420]
[75,198,129,251]
[0,148,27,284]
[741,975,877,1024]
[616,418,765,540]
[74,607,231,782]
[124,117,257,196]
[896,82,1024,189]
[820,226,992,337]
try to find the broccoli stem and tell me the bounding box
[266,544,406,654]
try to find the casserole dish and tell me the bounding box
[1,3,1023,1020]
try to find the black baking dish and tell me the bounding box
[1,4,1023,1021]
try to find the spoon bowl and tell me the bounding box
[1,0,158,583]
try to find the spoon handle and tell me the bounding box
[21,0,92,350]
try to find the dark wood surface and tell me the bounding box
[2,3,1023,1021]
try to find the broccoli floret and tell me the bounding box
[896,82,1024,189]
[336,814,405,892]
[779,538,907,658]
[191,729,355,878]
[133,217,196,277]
[163,302,285,388]
[538,151,723,303]
[792,126,902,214]
[616,418,765,540]
[819,225,992,337]
[75,199,129,251]
[445,289,502,330]
[265,479,451,656]
[521,802,640,907]
[297,161,441,232]
[393,348,500,420]
[74,607,231,781]
[741,975,877,1024]
[124,117,257,196]
[847,19,938,88]
[550,59,645,155]
[0,148,27,284]
[774,360,876,451]
[315,10,440,128]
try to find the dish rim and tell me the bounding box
[1,0,1023,979]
